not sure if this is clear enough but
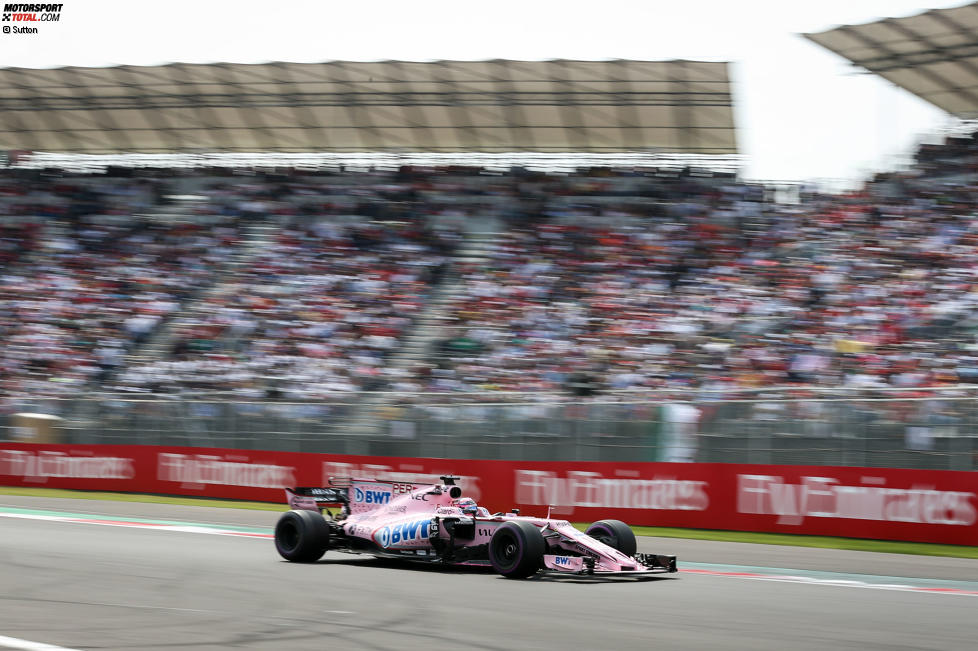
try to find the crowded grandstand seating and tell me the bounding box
[3,133,978,417]
[112,217,456,398]
[424,162,978,399]
[912,130,978,179]
[0,176,244,413]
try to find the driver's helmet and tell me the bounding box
[453,497,479,515]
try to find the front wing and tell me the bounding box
[542,552,677,576]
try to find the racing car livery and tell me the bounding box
[274,475,677,579]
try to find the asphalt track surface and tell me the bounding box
[1,496,977,651]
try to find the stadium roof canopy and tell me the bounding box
[804,2,978,118]
[0,59,737,155]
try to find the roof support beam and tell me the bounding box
[60,67,136,152]
[553,60,590,150]
[877,16,978,108]
[488,60,537,151]
[275,62,332,150]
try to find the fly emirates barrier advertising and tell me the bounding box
[1,443,975,545]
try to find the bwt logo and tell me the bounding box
[376,519,431,547]
[553,556,573,566]
[353,487,391,504]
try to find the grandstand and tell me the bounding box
[2,42,978,470]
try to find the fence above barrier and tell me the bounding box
[3,389,977,471]
[1,442,975,546]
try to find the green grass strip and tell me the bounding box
[622,525,978,559]
[2,486,975,558]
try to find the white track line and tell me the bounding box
[0,635,81,651]
[7,509,977,598]
[0,511,272,538]
[680,568,978,596]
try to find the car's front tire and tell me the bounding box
[489,521,545,579]
[274,510,331,562]
[585,519,637,557]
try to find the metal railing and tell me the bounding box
[3,387,976,470]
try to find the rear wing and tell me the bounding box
[285,477,428,514]
[285,486,349,512]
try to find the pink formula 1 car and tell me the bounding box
[274,475,677,579]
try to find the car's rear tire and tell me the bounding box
[585,519,636,557]
[489,521,545,579]
[275,510,331,562]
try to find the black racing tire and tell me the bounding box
[489,520,545,579]
[585,519,637,557]
[274,509,331,562]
